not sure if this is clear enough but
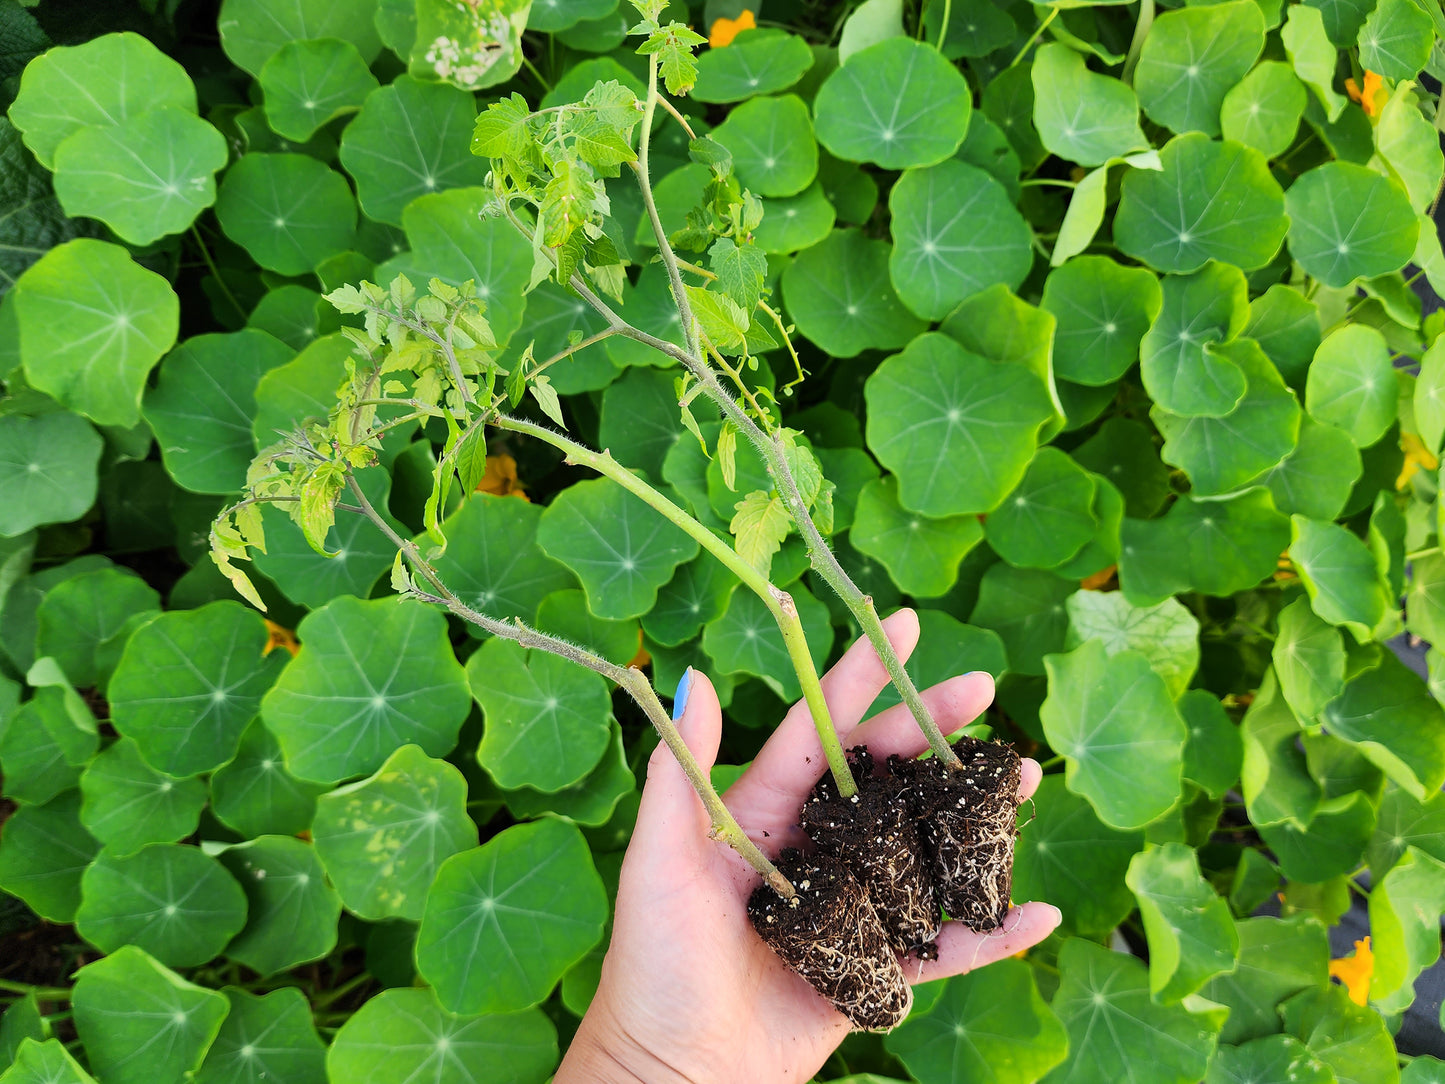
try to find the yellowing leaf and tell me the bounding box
[730,489,790,575]
[1328,936,1374,1005]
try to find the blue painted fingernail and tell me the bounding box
[672,667,693,719]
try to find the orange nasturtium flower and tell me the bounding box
[709,8,755,47]
[1328,936,1374,1005]
[1345,70,1389,117]
[476,453,529,500]
[263,620,300,656]
[1398,431,1439,489]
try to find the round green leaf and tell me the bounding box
[73,946,229,1084]
[1322,651,1445,800]
[78,738,207,855]
[251,333,354,446]
[968,564,1074,675]
[50,107,226,246]
[781,229,925,357]
[260,39,379,142]
[865,333,1053,517]
[429,493,575,629]
[505,281,615,395]
[813,37,972,169]
[1305,324,1396,448]
[1134,0,1266,135]
[1,1038,95,1084]
[262,596,472,783]
[864,609,1007,719]
[1152,339,1302,495]
[598,366,716,482]
[1042,256,1162,386]
[12,239,178,427]
[1290,514,1392,642]
[1220,61,1307,158]
[1030,43,1146,166]
[108,601,286,777]
[1359,0,1433,79]
[712,94,817,197]
[983,447,1097,570]
[326,988,558,1084]
[196,987,327,1084]
[503,717,635,827]
[313,744,477,921]
[0,680,97,805]
[1263,413,1363,520]
[1115,134,1287,273]
[754,182,837,254]
[0,412,102,536]
[1072,417,1171,519]
[0,790,99,922]
[700,581,834,701]
[923,0,1015,58]
[1285,162,1419,287]
[1272,595,1347,719]
[1140,261,1250,417]
[218,835,342,974]
[1126,842,1239,1002]
[641,554,739,647]
[1207,1036,1335,1084]
[1041,640,1187,829]
[1064,590,1199,699]
[1369,846,1445,1012]
[215,154,357,276]
[218,0,381,76]
[885,959,1067,1084]
[248,285,340,351]
[1179,690,1242,799]
[143,330,295,494]
[210,719,328,838]
[76,843,248,967]
[536,477,699,621]
[693,29,814,103]
[35,567,160,689]
[850,476,983,596]
[8,32,196,168]
[416,818,607,1014]
[1369,786,1445,876]
[528,0,615,33]
[536,588,641,667]
[1200,914,1329,1044]
[887,159,1033,320]
[1281,980,1397,1082]
[339,76,490,226]
[1375,87,1443,213]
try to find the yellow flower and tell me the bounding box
[1328,936,1374,1006]
[1398,431,1439,489]
[263,620,299,656]
[709,8,756,47]
[476,453,529,500]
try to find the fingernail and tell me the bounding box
[672,667,693,719]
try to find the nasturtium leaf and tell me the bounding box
[1261,789,1376,882]
[956,113,1022,201]
[1134,0,1266,135]
[701,583,834,701]
[982,63,1047,171]
[0,412,101,539]
[1358,0,1433,78]
[75,843,248,967]
[1241,669,1321,830]
[1041,640,1187,829]
[1322,650,1445,799]
[12,239,178,427]
[0,683,95,804]
[641,555,739,647]
[885,959,1067,1084]
[339,76,490,226]
[249,286,341,351]
[196,986,327,1084]
[536,478,699,621]
[8,32,196,168]
[417,818,607,1014]
[35,568,160,690]
[1,1038,95,1084]
[210,719,327,838]
[1115,135,1287,273]
[108,601,285,777]
[1065,590,1199,699]
[408,0,530,86]
[1220,61,1306,158]
[921,0,1014,58]
[1042,257,1162,386]
[262,597,472,783]
[215,154,357,276]
[850,476,983,596]
[969,564,1073,675]
[327,988,558,1084]
[504,717,635,826]
[313,744,477,921]
[984,448,1097,570]
[218,0,381,76]
[1,556,112,677]
[864,610,1007,719]
[1264,414,1363,520]
[1207,1036,1335,1084]
[865,333,1053,518]
[1370,786,1445,876]
[1367,846,1445,1012]
[1030,43,1146,166]
[1178,690,1242,799]
[1282,4,1348,122]
[51,107,226,246]
[1126,843,1239,1001]
[813,37,972,169]
[693,29,814,102]
[1273,596,1347,720]
[1285,162,1419,287]
[1408,552,1445,650]
[887,160,1033,320]
[818,152,880,225]
[1374,87,1443,213]
[536,589,641,668]
[143,330,294,494]
[79,739,206,855]
[1280,983,1398,1084]
[0,790,99,922]
[1290,515,1392,642]
[712,94,817,197]
[1045,938,1218,1084]
[260,38,379,142]
[250,333,352,445]
[1,997,47,1069]
[781,229,925,357]
[218,835,341,974]
[469,635,612,792]
[429,494,575,629]
[1069,419,1171,518]
[753,183,836,254]
[1306,324,1395,448]
[599,367,716,483]
[1200,915,1329,1043]
[1051,473,1123,579]
[1011,775,1145,937]
[505,280,615,395]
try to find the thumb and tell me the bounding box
[634,667,724,847]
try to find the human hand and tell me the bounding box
[556,607,1061,1084]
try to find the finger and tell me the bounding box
[632,668,724,856]
[1019,757,1042,802]
[843,671,996,762]
[900,902,1062,985]
[728,609,921,807]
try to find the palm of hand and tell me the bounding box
[561,609,1060,1084]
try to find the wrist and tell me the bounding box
[556,995,698,1084]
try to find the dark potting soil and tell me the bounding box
[747,848,913,1032]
